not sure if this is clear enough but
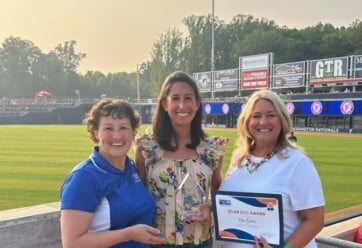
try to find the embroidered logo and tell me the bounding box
[132,173,141,183]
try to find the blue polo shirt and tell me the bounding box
[61,147,155,248]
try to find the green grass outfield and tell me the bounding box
[0,125,361,212]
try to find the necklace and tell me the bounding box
[244,150,276,173]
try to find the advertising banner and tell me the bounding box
[354,55,362,79]
[239,53,270,70]
[213,69,238,92]
[193,71,212,92]
[272,62,305,88]
[241,69,269,89]
[239,53,272,90]
[310,56,348,85]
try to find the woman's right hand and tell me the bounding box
[128,224,166,245]
[254,236,273,248]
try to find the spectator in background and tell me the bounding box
[288,131,297,143]
[60,98,165,248]
[211,116,216,127]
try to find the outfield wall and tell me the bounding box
[1,96,361,133]
[0,202,361,248]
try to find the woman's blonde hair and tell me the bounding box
[231,89,294,166]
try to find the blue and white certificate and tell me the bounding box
[212,191,283,247]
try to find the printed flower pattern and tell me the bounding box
[136,134,227,245]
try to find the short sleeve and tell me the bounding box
[288,155,325,211]
[135,134,163,167]
[197,136,228,169]
[60,170,100,212]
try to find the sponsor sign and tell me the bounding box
[310,56,348,85]
[241,69,269,89]
[213,69,239,92]
[239,53,272,90]
[273,62,305,88]
[193,71,212,92]
[239,53,270,70]
[355,55,362,69]
[354,55,362,79]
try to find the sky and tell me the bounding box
[1,0,361,74]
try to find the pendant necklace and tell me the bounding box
[244,150,276,173]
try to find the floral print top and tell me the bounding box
[136,134,227,245]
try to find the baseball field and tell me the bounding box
[0,125,361,213]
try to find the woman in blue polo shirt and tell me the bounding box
[60,98,165,248]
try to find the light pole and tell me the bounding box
[211,0,215,99]
[136,64,140,101]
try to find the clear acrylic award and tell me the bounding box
[176,172,207,221]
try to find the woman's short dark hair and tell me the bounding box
[152,71,206,151]
[85,98,141,143]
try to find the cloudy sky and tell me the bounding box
[1,0,361,73]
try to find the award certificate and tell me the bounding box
[212,191,283,247]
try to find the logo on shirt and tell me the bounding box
[132,173,141,183]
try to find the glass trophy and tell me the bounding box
[176,172,207,221]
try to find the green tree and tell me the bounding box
[343,20,362,55]
[51,40,86,97]
[81,71,106,98]
[183,15,221,72]
[31,53,65,95]
[229,16,279,61]
[106,72,135,99]
[51,40,86,75]
[149,28,185,96]
[0,36,42,97]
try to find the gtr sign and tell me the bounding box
[310,56,348,84]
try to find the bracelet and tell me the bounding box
[283,242,291,248]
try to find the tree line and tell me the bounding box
[1,14,361,99]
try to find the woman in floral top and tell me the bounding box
[135,71,227,247]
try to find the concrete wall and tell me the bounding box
[0,202,361,248]
[316,215,362,248]
[0,202,61,248]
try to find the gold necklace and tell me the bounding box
[244,151,276,173]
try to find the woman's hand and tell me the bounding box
[254,236,273,248]
[187,202,211,223]
[128,224,166,245]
